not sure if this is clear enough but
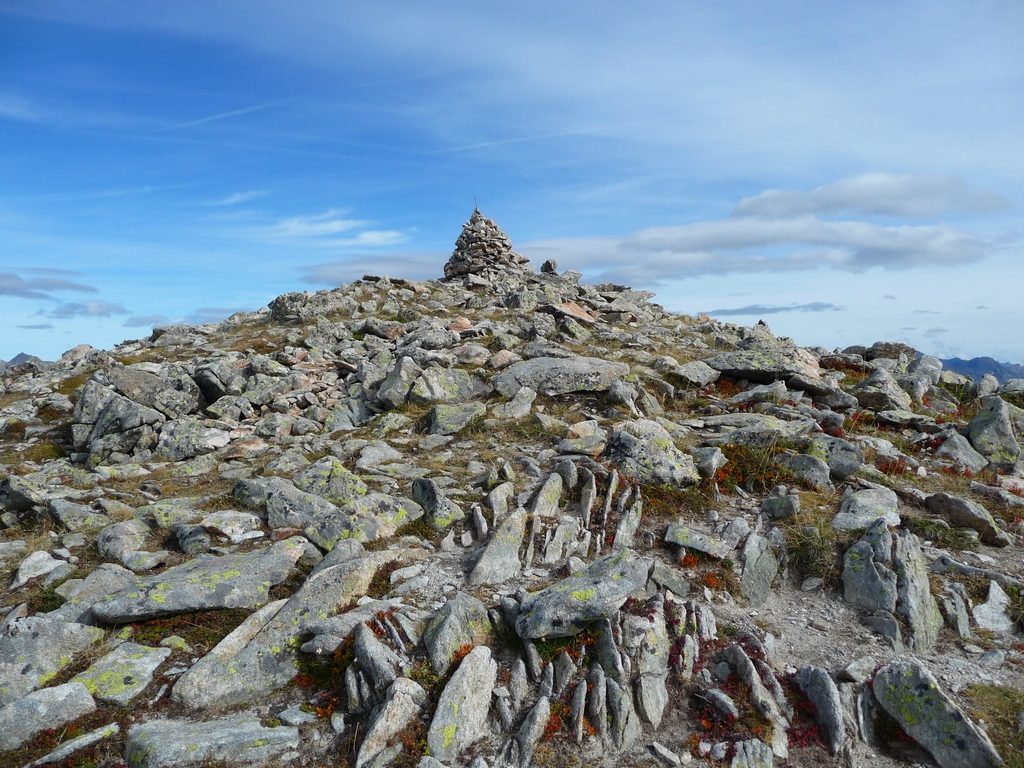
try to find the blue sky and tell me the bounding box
[1,1,1022,362]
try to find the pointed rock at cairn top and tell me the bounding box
[443,208,531,280]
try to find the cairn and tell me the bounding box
[443,208,531,280]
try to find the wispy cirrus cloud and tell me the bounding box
[123,314,170,328]
[0,270,97,299]
[210,190,269,206]
[706,302,844,317]
[522,173,995,287]
[47,300,127,319]
[0,92,46,122]
[733,173,1008,219]
[301,252,442,285]
[260,209,407,248]
[16,323,54,330]
[184,306,252,324]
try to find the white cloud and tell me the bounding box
[733,173,1007,219]
[0,93,46,122]
[707,302,844,317]
[123,314,170,327]
[211,190,269,206]
[301,252,441,285]
[48,300,127,318]
[524,215,986,286]
[267,209,367,238]
[184,306,252,324]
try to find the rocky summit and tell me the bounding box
[2,211,1024,768]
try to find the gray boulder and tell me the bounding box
[72,642,171,705]
[775,453,833,493]
[426,646,497,763]
[124,715,299,768]
[935,432,989,473]
[0,616,104,706]
[356,677,427,768]
[516,550,649,639]
[843,521,941,652]
[968,396,1022,468]
[605,419,699,487]
[740,533,779,606]
[665,523,731,559]
[809,434,863,480]
[468,508,527,585]
[0,682,96,752]
[423,591,492,674]
[412,478,465,530]
[91,537,306,622]
[792,667,845,755]
[428,402,486,435]
[155,418,231,461]
[704,340,828,394]
[172,547,424,710]
[492,356,629,397]
[925,492,1012,547]
[872,660,1001,768]
[853,368,914,412]
[409,367,489,405]
[833,487,900,531]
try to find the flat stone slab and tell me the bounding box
[172,547,426,711]
[0,682,96,752]
[0,616,104,706]
[124,715,299,768]
[91,536,306,623]
[72,641,171,704]
[492,356,629,397]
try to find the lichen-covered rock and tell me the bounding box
[356,677,426,768]
[516,549,649,639]
[428,401,486,435]
[124,715,299,768]
[468,508,527,585]
[740,533,778,606]
[925,492,1012,547]
[409,367,489,405]
[968,396,1022,468]
[426,646,497,763]
[72,641,171,705]
[492,356,629,397]
[852,367,914,412]
[172,547,425,710]
[0,616,104,706]
[871,660,1001,768]
[665,523,731,559]
[423,591,492,674]
[605,419,699,487]
[833,486,900,531]
[703,342,825,393]
[0,682,96,752]
[91,536,306,622]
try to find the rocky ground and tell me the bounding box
[2,210,1024,768]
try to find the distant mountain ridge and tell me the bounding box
[0,352,45,373]
[941,356,1024,383]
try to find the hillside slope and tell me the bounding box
[1,211,1022,768]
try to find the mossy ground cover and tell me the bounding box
[966,683,1024,768]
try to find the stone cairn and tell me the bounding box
[443,208,531,280]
